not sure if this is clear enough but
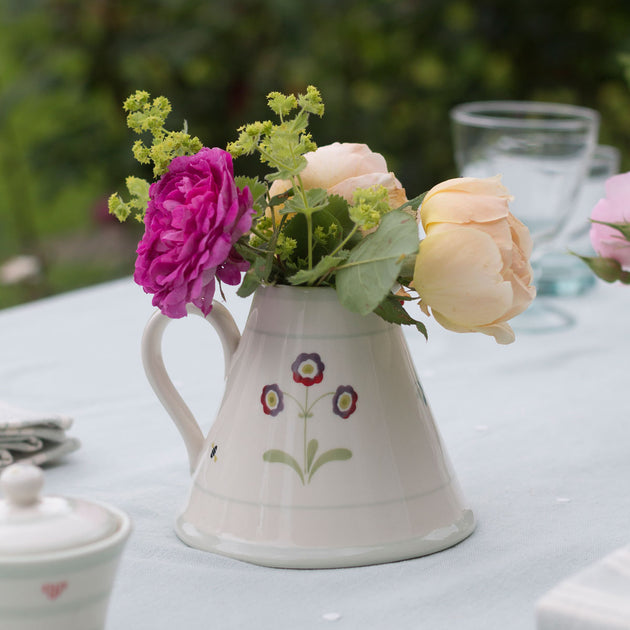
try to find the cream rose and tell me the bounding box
[269,142,407,209]
[413,176,536,344]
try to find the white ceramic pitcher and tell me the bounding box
[141,285,474,568]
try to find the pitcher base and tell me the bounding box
[174,510,475,569]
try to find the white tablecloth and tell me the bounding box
[0,277,629,629]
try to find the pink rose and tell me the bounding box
[134,147,254,318]
[590,172,630,269]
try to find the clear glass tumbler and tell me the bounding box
[450,101,600,295]
[535,144,621,296]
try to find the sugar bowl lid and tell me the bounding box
[0,463,120,556]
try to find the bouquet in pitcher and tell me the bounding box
[110,86,536,344]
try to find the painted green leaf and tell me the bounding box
[263,449,305,484]
[308,448,352,482]
[335,210,419,316]
[306,439,319,472]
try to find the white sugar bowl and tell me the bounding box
[0,463,132,630]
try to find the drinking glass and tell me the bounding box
[450,101,600,330]
[536,145,620,296]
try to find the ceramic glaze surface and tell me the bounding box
[142,285,475,568]
[0,464,132,630]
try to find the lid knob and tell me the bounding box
[0,463,44,507]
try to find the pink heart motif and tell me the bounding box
[41,581,68,601]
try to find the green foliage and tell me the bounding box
[590,219,630,241]
[574,220,630,285]
[108,91,203,222]
[575,253,630,284]
[374,294,428,338]
[108,176,150,222]
[227,85,323,183]
[349,185,391,231]
[217,88,423,330]
[3,0,630,306]
[335,210,420,316]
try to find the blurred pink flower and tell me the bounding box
[134,147,254,318]
[590,172,630,269]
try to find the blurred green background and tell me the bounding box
[2,0,630,308]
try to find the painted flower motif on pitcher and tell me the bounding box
[291,353,325,386]
[261,353,356,485]
[332,385,358,419]
[260,384,284,417]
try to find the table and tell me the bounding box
[1,277,629,629]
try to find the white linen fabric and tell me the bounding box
[0,277,628,630]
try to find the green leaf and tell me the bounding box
[269,188,294,208]
[265,156,308,182]
[282,188,328,215]
[126,175,150,201]
[308,448,352,482]
[263,450,305,484]
[305,188,328,210]
[335,210,420,315]
[397,253,417,285]
[573,252,630,284]
[288,255,346,286]
[590,219,630,241]
[306,439,319,472]
[234,176,267,206]
[266,92,297,117]
[287,108,310,134]
[297,86,325,116]
[108,193,130,222]
[282,195,355,264]
[236,256,268,297]
[395,192,426,213]
[374,294,428,338]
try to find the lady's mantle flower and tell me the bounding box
[332,385,358,419]
[261,384,284,416]
[134,147,255,318]
[291,353,325,386]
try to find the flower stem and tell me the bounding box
[304,391,333,416]
[303,388,309,474]
[283,391,304,410]
[329,224,359,258]
[306,213,313,270]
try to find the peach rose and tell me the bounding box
[268,142,407,210]
[413,176,536,344]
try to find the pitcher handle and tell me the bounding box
[141,303,241,474]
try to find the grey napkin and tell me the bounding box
[0,401,80,468]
